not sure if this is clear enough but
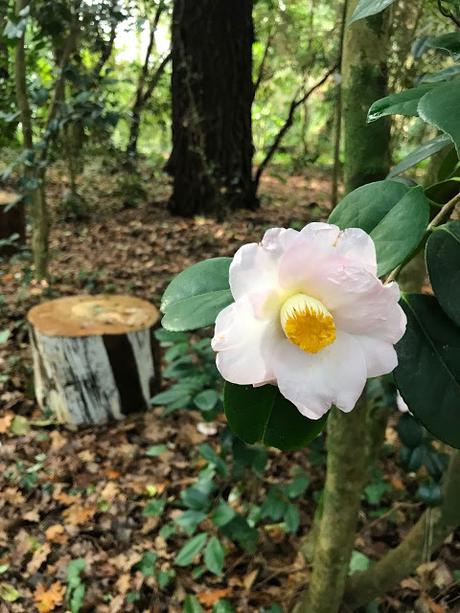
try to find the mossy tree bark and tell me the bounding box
[342,0,391,192]
[167,0,256,217]
[296,4,392,611]
[297,398,370,613]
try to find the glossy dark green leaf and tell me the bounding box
[224,383,327,451]
[426,221,460,326]
[420,65,460,84]
[425,178,460,204]
[367,85,434,122]
[330,181,429,276]
[427,32,460,59]
[395,294,460,449]
[388,135,452,178]
[371,186,429,276]
[348,0,397,24]
[161,257,233,331]
[329,180,409,232]
[418,80,460,156]
[396,413,424,449]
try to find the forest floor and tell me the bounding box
[0,163,459,613]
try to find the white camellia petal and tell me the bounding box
[212,296,281,385]
[356,335,398,378]
[271,332,367,419]
[334,228,377,274]
[332,278,406,343]
[229,227,299,301]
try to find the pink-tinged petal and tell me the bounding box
[332,279,406,343]
[272,332,367,419]
[356,336,398,378]
[229,228,298,301]
[334,228,377,274]
[300,222,341,247]
[211,297,281,385]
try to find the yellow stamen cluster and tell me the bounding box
[280,293,336,354]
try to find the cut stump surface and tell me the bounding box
[27,295,161,425]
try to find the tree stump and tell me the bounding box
[27,295,161,425]
[0,190,25,255]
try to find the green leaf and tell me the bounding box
[135,551,158,577]
[418,80,460,156]
[143,498,166,517]
[175,533,208,567]
[367,85,434,122]
[204,536,225,575]
[371,186,430,276]
[330,182,429,276]
[145,444,168,457]
[394,294,460,449]
[161,257,233,331]
[220,515,258,553]
[175,510,207,535]
[10,415,30,435]
[0,329,10,344]
[0,582,20,602]
[417,483,443,506]
[183,594,204,613]
[426,222,460,326]
[213,600,235,613]
[388,135,452,178]
[348,0,396,24]
[211,501,236,527]
[427,32,460,59]
[349,551,371,574]
[285,473,310,499]
[284,503,300,534]
[420,64,460,84]
[194,389,220,412]
[329,180,408,232]
[180,486,210,511]
[396,413,424,449]
[224,383,327,451]
[425,177,460,204]
[261,487,287,521]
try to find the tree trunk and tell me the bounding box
[167,0,256,217]
[342,0,391,192]
[296,5,392,611]
[28,295,161,425]
[296,397,369,613]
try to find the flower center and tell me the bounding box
[280,293,336,354]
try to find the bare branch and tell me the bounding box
[253,64,338,191]
[253,29,274,100]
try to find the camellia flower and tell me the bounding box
[211,222,407,420]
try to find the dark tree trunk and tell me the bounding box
[167,0,256,217]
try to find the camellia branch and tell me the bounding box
[386,189,460,284]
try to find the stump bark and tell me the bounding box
[0,190,25,255]
[27,295,161,425]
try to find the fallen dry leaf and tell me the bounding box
[197,588,232,607]
[27,543,51,574]
[0,413,13,434]
[34,581,65,612]
[62,504,96,526]
[45,524,67,545]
